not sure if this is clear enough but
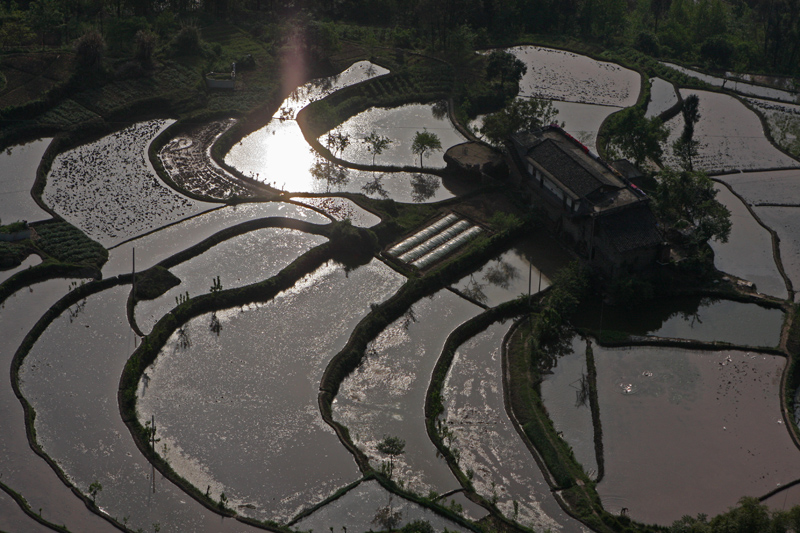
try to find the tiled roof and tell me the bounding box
[597,206,663,253]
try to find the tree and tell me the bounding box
[363,131,392,166]
[479,98,561,146]
[326,130,350,157]
[604,107,668,168]
[411,129,442,168]
[485,49,527,86]
[134,29,157,68]
[672,94,701,171]
[74,29,106,71]
[377,435,405,478]
[88,481,102,504]
[653,167,731,247]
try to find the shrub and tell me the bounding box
[134,29,157,68]
[172,24,202,55]
[74,29,106,71]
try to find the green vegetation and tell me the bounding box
[603,106,668,168]
[480,98,562,146]
[32,221,108,269]
[133,266,181,301]
[376,435,405,479]
[410,129,442,168]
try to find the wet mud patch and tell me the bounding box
[595,345,800,524]
[442,323,586,532]
[43,120,216,247]
[293,480,471,532]
[334,290,481,496]
[138,259,405,523]
[0,138,52,223]
[710,184,787,298]
[507,46,640,107]
[159,118,255,200]
[134,228,328,333]
[662,90,798,173]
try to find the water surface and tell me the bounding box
[442,323,587,532]
[43,120,216,246]
[662,89,798,172]
[0,138,52,223]
[0,278,117,533]
[293,480,471,532]
[710,184,787,298]
[508,46,640,107]
[595,345,799,524]
[103,202,327,277]
[574,296,783,348]
[135,227,328,333]
[645,78,678,118]
[663,62,799,103]
[753,206,800,302]
[334,290,481,496]
[0,254,41,285]
[19,285,258,533]
[138,259,405,523]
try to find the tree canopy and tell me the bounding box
[411,129,442,168]
[653,167,731,247]
[604,107,668,168]
[479,98,561,146]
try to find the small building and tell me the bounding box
[508,126,664,276]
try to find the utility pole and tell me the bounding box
[151,414,156,494]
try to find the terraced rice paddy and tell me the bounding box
[595,345,800,525]
[662,89,799,172]
[43,120,216,246]
[0,138,52,223]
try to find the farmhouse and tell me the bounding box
[508,126,664,276]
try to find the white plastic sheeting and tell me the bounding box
[398,220,472,263]
[412,226,483,269]
[388,214,459,256]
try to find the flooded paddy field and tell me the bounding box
[43,119,217,247]
[746,98,800,158]
[330,103,467,169]
[662,90,799,173]
[662,62,799,103]
[138,259,405,523]
[102,202,328,277]
[717,169,800,208]
[159,118,254,200]
[442,323,586,532]
[293,480,473,532]
[0,490,52,533]
[134,227,328,333]
[451,231,571,307]
[764,482,800,512]
[595,345,800,524]
[224,62,388,192]
[18,285,258,533]
[540,337,598,479]
[334,290,481,496]
[574,296,783,348]
[0,138,52,223]
[0,278,117,533]
[296,196,380,226]
[645,78,679,119]
[710,184,787,298]
[752,206,800,301]
[0,254,41,285]
[507,46,640,108]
